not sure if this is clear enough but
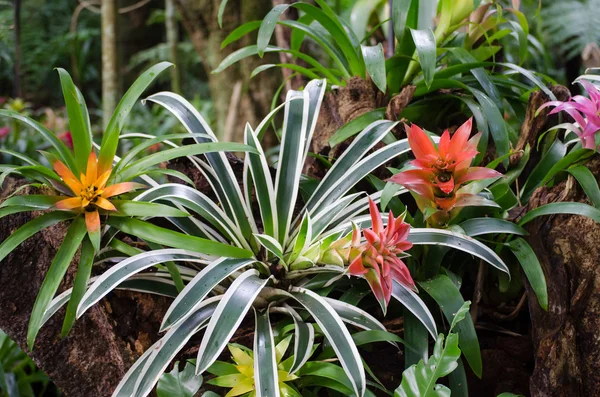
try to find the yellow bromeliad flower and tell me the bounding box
[207,338,300,397]
[53,151,142,244]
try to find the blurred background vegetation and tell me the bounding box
[0,0,599,395]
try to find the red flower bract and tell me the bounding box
[389,118,501,212]
[348,198,414,314]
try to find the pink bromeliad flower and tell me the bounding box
[348,198,414,314]
[539,79,600,150]
[389,118,501,213]
[0,126,9,139]
[57,131,73,149]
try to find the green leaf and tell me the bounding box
[521,139,566,202]
[253,309,279,397]
[290,287,365,397]
[0,110,77,172]
[419,275,481,377]
[221,20,262,48]
[28,215,87,349]
[394,332,460,397]
[361,44,387,93]
[471,88,510,165]
[56,68,93,173]
[506,238,548,310]
[450,301,471,332]
[392,0,413,43]
[0,195,63,211]
[323,297,389,333]
[195,270,270,374]
[459,218,527,237]
[76,249,211,319]
[257,4,290,57]
[161,257,256,331]
[567,165,600,208]
[408,228,509,274]
[119,142,257,181]
[157,361,203,397]
[98,62,173,173]
[110,200,189,218]
[106,217,252,258]
[61,238,94,337]
[518,202,600,226]
[410,28,436,88]
[0,211,74,262]
[217,0,228,28]
[329,109,386,147]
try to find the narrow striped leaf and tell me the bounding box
[459,218,527,237]
[161,258,255,331]
[0,211,74,262]
[77,250,210,318]
[255,234,285,263]
[275,89,308,244]
[112,340,159,397]
[145,92,255,241]
[134,183,246,247]
[323,297,388,333]
[195,270,270,374]
[306,120,399,215]
[28,215,87,349]
[245,124,277,237]
[280,304,314,374]
[290,287,365,397]
[132,297,220,397]
[391,281,438,339]
[419,275,482,377]
[409,228,509,274]
[254,309,279,397]
[119,142,257,181]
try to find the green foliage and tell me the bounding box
[157,361,203,397]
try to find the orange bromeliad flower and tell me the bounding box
[53,151,142,242]
[389,118,501,212]
[348,198,414,314]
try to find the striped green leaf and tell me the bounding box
[254,309,279,397]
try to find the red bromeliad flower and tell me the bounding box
[539,79,600,150]
[0,126,9,139]
[57,131,73,149]
[389,118,501,212]
[53,151,143,243]
[348,198,414,314]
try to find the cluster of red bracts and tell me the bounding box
[347,198,415,314]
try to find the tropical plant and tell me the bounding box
[33,77,523,397]
[0,62,254,351]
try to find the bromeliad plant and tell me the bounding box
[0,62,255,350]
[38,79,516,397]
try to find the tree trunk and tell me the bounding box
[102,0,119,130]
[13,0,21,98]
[165,0,182,94]
[172,0,281,141]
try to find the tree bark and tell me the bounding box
[172,0,281,141]
[102,0,119,130]
[165,0,182,94]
